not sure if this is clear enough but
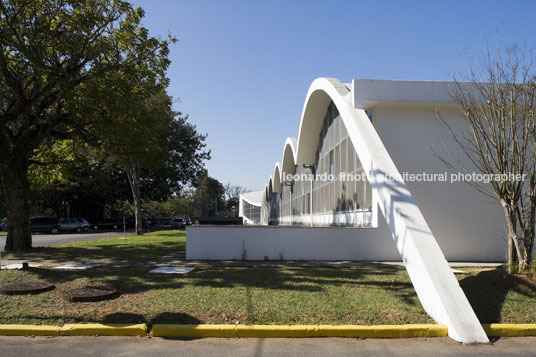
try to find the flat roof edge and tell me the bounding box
[352,79,457,109]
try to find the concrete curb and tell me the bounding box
[483,324,536,337]
[151,324,448,338]
[1,323,536,338]
[0,324,147,337]
[0,325,61,336]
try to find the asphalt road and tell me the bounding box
[0,230,130,251]
[0,337,535,357]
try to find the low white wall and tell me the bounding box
[187,214,508,262]
[186,225,401,261]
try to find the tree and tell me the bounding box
[78,52,208,234]
[193,175,225,216]
[224,183,247,217]
[29,143,132,221]
[71,10,174,235]
[0,0,138,251]
[438,44,536,271]
[139,115,210,201]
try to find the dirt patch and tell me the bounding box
[502,273,536,294]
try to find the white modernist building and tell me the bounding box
[191,77,515,343]
[239,78,506,263]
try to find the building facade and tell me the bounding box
[228,77,520,343]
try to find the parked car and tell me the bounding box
[171,218,185,229]
[91,218,123,230]
[76,218,90,232]
[160,218,171,226]
[185,218,192,225]
[1,218,7,231]
[60,218,84,233]
[142,218,154,228]
[30,217,61,234]
[124,216,135,228]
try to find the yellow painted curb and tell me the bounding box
[0,325,61,336]
[60,323,147,336]
[4,323,536,338]
[315,324,448,338]
[151,324,448,338]
[483,323,536,337]
[152,324,235,338]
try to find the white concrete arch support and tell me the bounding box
[278,78,488,343]
[272,163,282,194]
[281,137,298,184]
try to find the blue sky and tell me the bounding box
[129,0,535,191]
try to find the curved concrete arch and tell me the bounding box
[267,177,273,197]
[281,138,298,183]
[287,78,488,343]
[272,163,282,193]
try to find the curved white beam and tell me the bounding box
[275,77,488,343]
[281,138,298,183]
[272,163,282,193]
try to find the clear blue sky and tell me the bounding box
[129,0,535,191]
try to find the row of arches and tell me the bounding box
[261,83,373,226]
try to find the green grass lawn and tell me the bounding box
[0,264,432,326]
[3,230,186,263]
[0,230,535,326]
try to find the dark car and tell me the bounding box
[60,218,84,233]
[92,218,123,230]
[171,218,185,229]
[30,217,61,234]
[76,218,90,232]
[124,216,135,228]
[1,218,7,231]
[142,218,155,228]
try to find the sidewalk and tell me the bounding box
[1,249,504,270]
[0,336,534,357]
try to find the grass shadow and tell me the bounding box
[151,312,202,324]
[459,268,509,323]
[102,312,147,324]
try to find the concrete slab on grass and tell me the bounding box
[53,264,96,270]
[1,263,43,270]
[149,266,195,274]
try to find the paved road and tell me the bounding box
[0,337,534,357]
[0,231,130,251]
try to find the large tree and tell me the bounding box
[193,175,225,217]
[223,183,247,217]
[438,45,536,271]
[0,0,142,251]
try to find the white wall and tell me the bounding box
[187,209,506,262]
[186,225,399,261]
[370,103,507,261]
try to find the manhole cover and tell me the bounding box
[0,281,55,295]
[63,286,118,302]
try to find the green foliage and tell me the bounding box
[192,175,226,216]
[0,0,144,251]
[28,139,76,189]
[0,0,209,249]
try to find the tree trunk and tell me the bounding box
[523,200,535,266]
[503,201,518,272]
[125,158,143,235]
[502,201,528,272]
[1,158,32,252]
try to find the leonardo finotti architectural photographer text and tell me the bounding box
[284,171,526,184]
